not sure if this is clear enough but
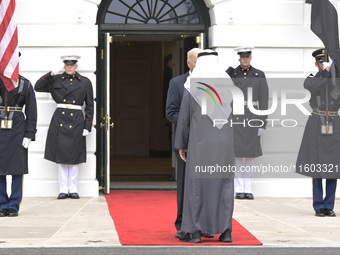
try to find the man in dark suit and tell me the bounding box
[166,48,202,239]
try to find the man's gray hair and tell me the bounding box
[187,48,203,61]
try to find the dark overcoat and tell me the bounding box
[34,72,94,164]
[226,65,269,158]
[296,69,340,179]
[0,76,37,175]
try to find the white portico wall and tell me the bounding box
[16,0,100,197]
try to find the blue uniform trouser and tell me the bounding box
[312,178,337,211]
[174,151,186,231]
[0,175,24,212]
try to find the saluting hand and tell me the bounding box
[179,149,187,162]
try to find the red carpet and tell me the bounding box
[104,190,262,245]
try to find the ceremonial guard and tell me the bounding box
[34,55,94,199]
[0,72,37,217]
[296,48,340,217]
[226,47,269,200]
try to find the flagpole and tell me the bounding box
[325,51,330,133]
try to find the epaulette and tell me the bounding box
[20,75,28,81]
[80,75,91,81]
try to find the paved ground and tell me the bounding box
[0,193,340,249]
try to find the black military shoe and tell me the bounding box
[235,193,246,199]
[175,230,187,239]
[7,209,18,217]
[57,193,68,199]
[0,209,8,217]
[245,193,254,200]
[315,208,326,217]
[69,193,80,199]
[324,209,336,217]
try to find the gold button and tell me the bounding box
[70,113,73,116]
[236,117,239,120]
[62,111,65,114]
[69,125,72,128]
[63,99,66,102]
[60,124,63,127]
[246,118,249,121]
[244,77,246,79]
[73,101,75,104]
[246,105,249,109]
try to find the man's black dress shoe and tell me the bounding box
[0,209,8,217]
[7,209,18,217]
[324,209,336,217]
[175,230,187,239]
[69,193,80,199]
[179,233,191,242]
[179,232,202,243]
[235,193,245,199]
[245,193,254,200]
[201,232,214,238]
[188,231,202,243]
[57,193,68,199]
[219,229,232,242]
[315,208,326,217]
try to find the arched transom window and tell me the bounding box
[104,0,200,24]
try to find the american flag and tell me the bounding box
[0,0,19,91]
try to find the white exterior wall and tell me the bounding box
[16,0,339,197]
[17,0,100,197]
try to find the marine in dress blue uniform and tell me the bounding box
[226,47,269,200]
[296,48,339,217]
[0,74,37,217]
[34,55,94,200]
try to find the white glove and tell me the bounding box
[22,137,32,149]
[233,59,240,69]
[323,62,330,69]
[82,129,89,136]
[257,128,266,136]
